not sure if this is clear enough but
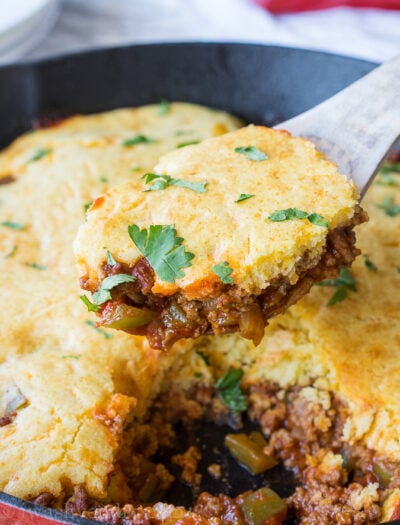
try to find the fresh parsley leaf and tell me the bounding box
[234,146,268,162]
[131,165,142,172]
[0,221,26,231]
[92,273,136,305]
[212,261,234,284]
[327,286,348,306]
[80,295,100,312]
[307,213,329,228]
[61,354,80,359]
[128,224,194,283]
[99,176,108,183]
[235,193,255,203]
[142,173,207,194]
[4,245,17,258]
[268,208,329,228]
[317,266,357,305]
[85,320,112,339]
[176,140,200,148]
[375,195,400,217]
[363,254,378,272]
[122,135,155,147]
[397,266,400,273]
[106,250,117,266]
[24,262,46,271]
[163,177,207,193]
[215,369,246,414]
[158,99,170,115]
[27,148,51,163]
[194,371,202,378]
[268,208,308,221]
[84,202,92,213]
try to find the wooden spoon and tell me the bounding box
[275,54,400,197]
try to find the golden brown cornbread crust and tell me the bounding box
[0,103,242,499]
[75,125,360,297]
[0,103,399,524]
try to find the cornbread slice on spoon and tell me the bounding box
[75,125,366,350]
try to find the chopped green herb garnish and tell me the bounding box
[4,245,17,258]
[0,221,26,230]
[106,250,117,266]
[118,511,125,519]
[234,146,268,162]
[61,354,80,360]
[268,208,308,221]
[131,165,142,172]
[85,320,112,339]
[122,135,155,147]
[317,266,357,305]
[24,262,46,271]
[194,371,202,378]
[99,176,108,183]
[84,202,92,213]
[27,148,51,163]
[212,261,234,284]
[307,213,330,228]
[376,171,397,186]
[268,208,329,228]
[92,273,136,305]
[363,254,378,272]
[142,173,207,194]
[176,140,200,148]
[128,224,194,284]
[327,286,348,306]
[215,369,246,414]
[158,99,170,115]
[80,295,100,312]
[235,193,255,203]
[397,266,400,273]
[375,195,400,217]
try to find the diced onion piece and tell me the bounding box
[102,304,156,331]
[241,487,287,525]
[238,304,265,345]
[225,432,277,474]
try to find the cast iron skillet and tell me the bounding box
[0,43,398,525]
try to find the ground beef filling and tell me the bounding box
[93,207,367,350]
[63,380,399,525]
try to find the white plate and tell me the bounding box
[0,0,60,64]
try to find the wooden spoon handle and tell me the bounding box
[276,54,400,196]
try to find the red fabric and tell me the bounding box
[254,0,400,12]
[0,500,65,525]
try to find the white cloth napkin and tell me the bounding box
[21,0,400,63]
